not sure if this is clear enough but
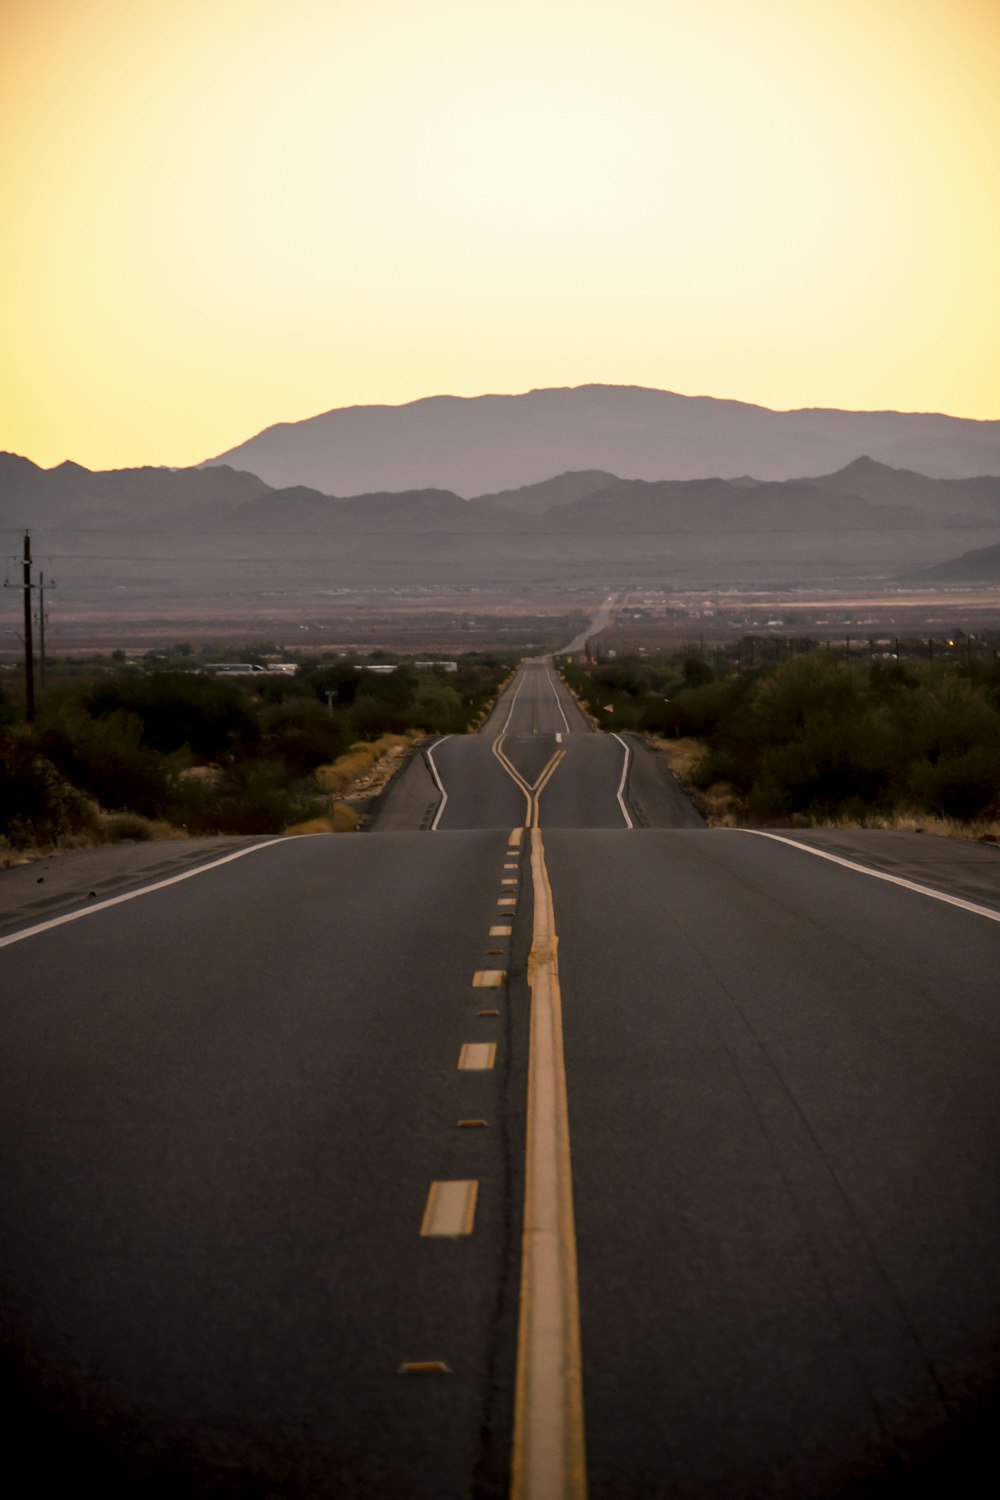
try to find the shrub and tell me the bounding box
[0,731,100,847]
[83,672,258,758]
[36,707,175,818]
[102,812,156,842]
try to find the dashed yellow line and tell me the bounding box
[473,969,506,988]
[420,1180,479,1237]
[458,1041,497,1070]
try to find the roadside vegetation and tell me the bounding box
[0,652,514,860]
[559,648,1000,833]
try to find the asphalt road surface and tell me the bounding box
[2,661,999,1497]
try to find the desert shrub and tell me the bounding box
[408,674,468,734]
[285,802,361,835]
[36,707,175,818]
[0,731,99,847]
[102,812,156,842]
[907,744,1000,820]
[257,698,347,777]
[177,760,327,836]
[669,676,752,739]
[83,672,258,758]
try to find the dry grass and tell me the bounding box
[285,802,361,836]
[816,810,1000,844]
[649,736,708,784]
[99,811,186,843]
[314,734,416,795]
[298,733,424,833]
[0,809,185,869]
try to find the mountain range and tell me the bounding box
[202,385,1000,497]
[4,451,1000,601]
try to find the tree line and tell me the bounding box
[560,650,1000,824]
[0,653,514,849]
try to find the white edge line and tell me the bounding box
[0,837,294,949]
[610,733,634,830]
[500,671,526,735]
[735,829,1000,925]
[425,735,451,831]
[546,666,572,736]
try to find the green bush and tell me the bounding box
[37,707,176,818]
[83,672,258,757]
[565,647,1000,827]
[0,731,99,847]
[177,761,327,836]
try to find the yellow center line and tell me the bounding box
[458,1041,497,1070]
[493,735,567,828]
[420,1180,479,1238]
[511,826,587,1500]
[528,749,566,828]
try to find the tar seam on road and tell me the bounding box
[737,829,1000,924]
[609,733,635,830]
[0,838,293,949]
[425,736,451,831]
[510,826,587,1500]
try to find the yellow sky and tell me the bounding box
[2,0,998,470]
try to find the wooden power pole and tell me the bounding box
[21,533,35,723]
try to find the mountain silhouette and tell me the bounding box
[201,385,1000,496]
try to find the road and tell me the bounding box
[2,662,1000,1496]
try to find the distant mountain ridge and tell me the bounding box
[7,451,1000,535]
[201,384,1000,496]
[4,451,1000,598]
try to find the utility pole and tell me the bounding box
[22,534,35,721]
[38,571,48,691]
[3,535,47,721]
[3,532,36,726]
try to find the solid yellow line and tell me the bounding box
[510,827,587,1500]
[529,748,565,795]
[530,749,566,826]
[509,827,524,848]
[493,735,533,824]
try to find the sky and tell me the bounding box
[2,0,999,471]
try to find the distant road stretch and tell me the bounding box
[2,661,999,1497]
